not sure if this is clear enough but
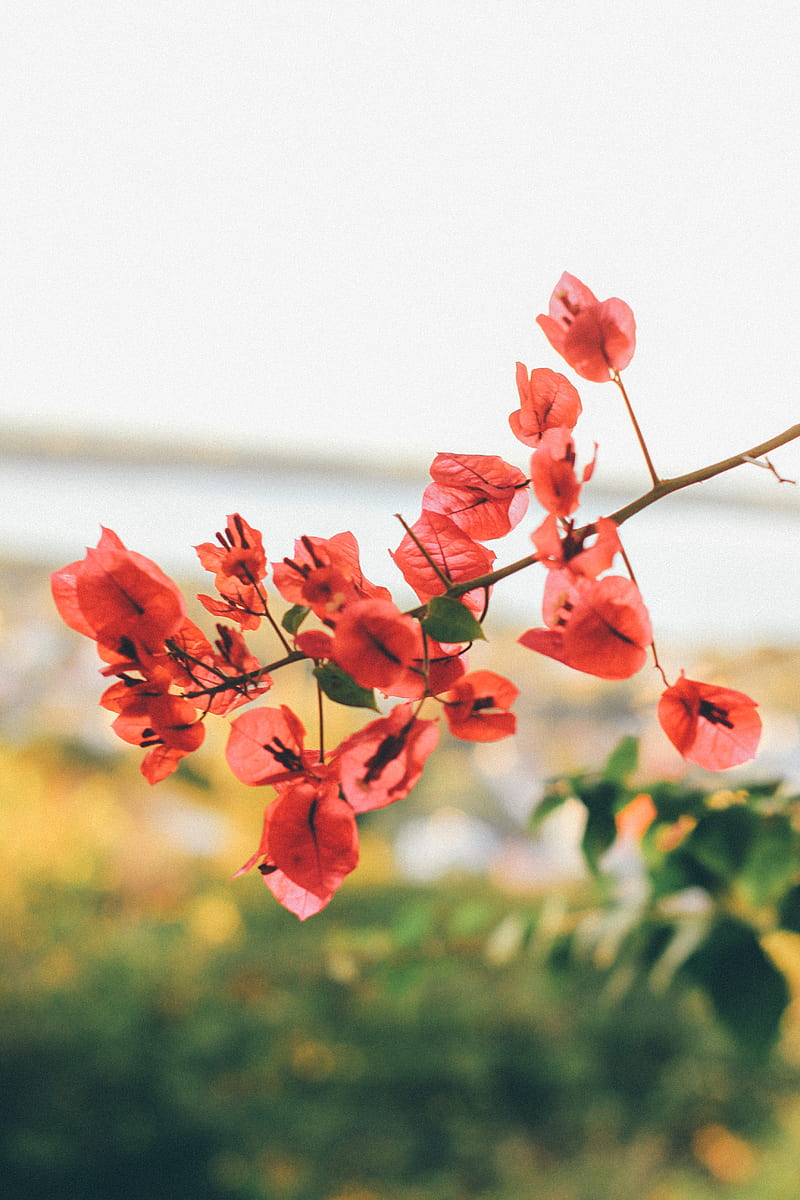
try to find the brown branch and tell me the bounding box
[607,423,800,528]
[432,423,800,601]
[182,650,307,699]
[175,423,800,687]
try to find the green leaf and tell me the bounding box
[602,735,639,785]
[651,806,760,900]
[649,848,718,900]
[313,663,379,711]
[739,814,795,907]
[421,596,485,643]
[574,779,620,873]
[281,604,311,635]
[530,780,572,830]
[683,916,789,1057]
[576,778,620,814]
[681,806,758,884]
[582,805,618,875]
[648,779,708,823]
[778,883,800,934]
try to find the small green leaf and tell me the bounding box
[603,736,639,785]
[649,848,717,899]
[778,883,800,934]
[567,777,620,874]
[313,662,379,711]
[740,814,795,907]
[683,916,789,1056]
[582,805,618,874]
[682,806,758,883]
[648,779,708,823]
[530,780,572,830]
[576,778,620,814]
[421,596,485,643]
[282,604,311,635]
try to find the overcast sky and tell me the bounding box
[2,0,799,490]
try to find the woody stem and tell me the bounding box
[182,649,306,698]
[611,371,660,487]
[264,605,293,654]
[438,422,800,601]
[618,544,669,687]
[607,423,800,527]
[183,424,800,689]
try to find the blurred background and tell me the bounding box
[2,3,800,1198]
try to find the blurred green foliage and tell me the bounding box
[4,737,800,1199]
[543,738,800,1057]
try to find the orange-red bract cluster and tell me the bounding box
[51,525,271,783]
[51,509,522,916]
[50,270,765,917]
[228,702,439,917]
[535,271,636,383]
[517,272,761,765]
[512,294,652,683]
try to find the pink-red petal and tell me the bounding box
[658,676,761,770]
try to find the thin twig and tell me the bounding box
[394,513,453,588]
[611,371,660,487]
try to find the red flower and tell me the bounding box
[334,702,439,812]
[298,617,466,700]
[520,571,652,680]
[235,777,358,919]
[330,599,421,691]
[266,779,358,894]
[167,618,271,715]
[391,511,496,616]
[537,272,636,383]
[51,528,186,659]
[272,532,391,612]
[101,679,205,783]
[443,670,518,742]
[530,428,596,518]
[510,365,582,447]
[421,453,530,541]
[378,638,467,700]
[658,675,762,770]
[51,526,125,639]
[297,566,355,620]
[196,513,268,630]
[532,514,622,579]
[226,704,314,786]
[294,628,335,660]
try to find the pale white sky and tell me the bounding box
[2,0,799,489]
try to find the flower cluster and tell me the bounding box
[52,272,773,918]
[52,523,270,784]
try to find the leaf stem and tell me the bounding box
[394,513,453,588]
[611,371,660,486]
[618,544,669,687]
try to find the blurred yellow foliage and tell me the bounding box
[692,1122,756,1183]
